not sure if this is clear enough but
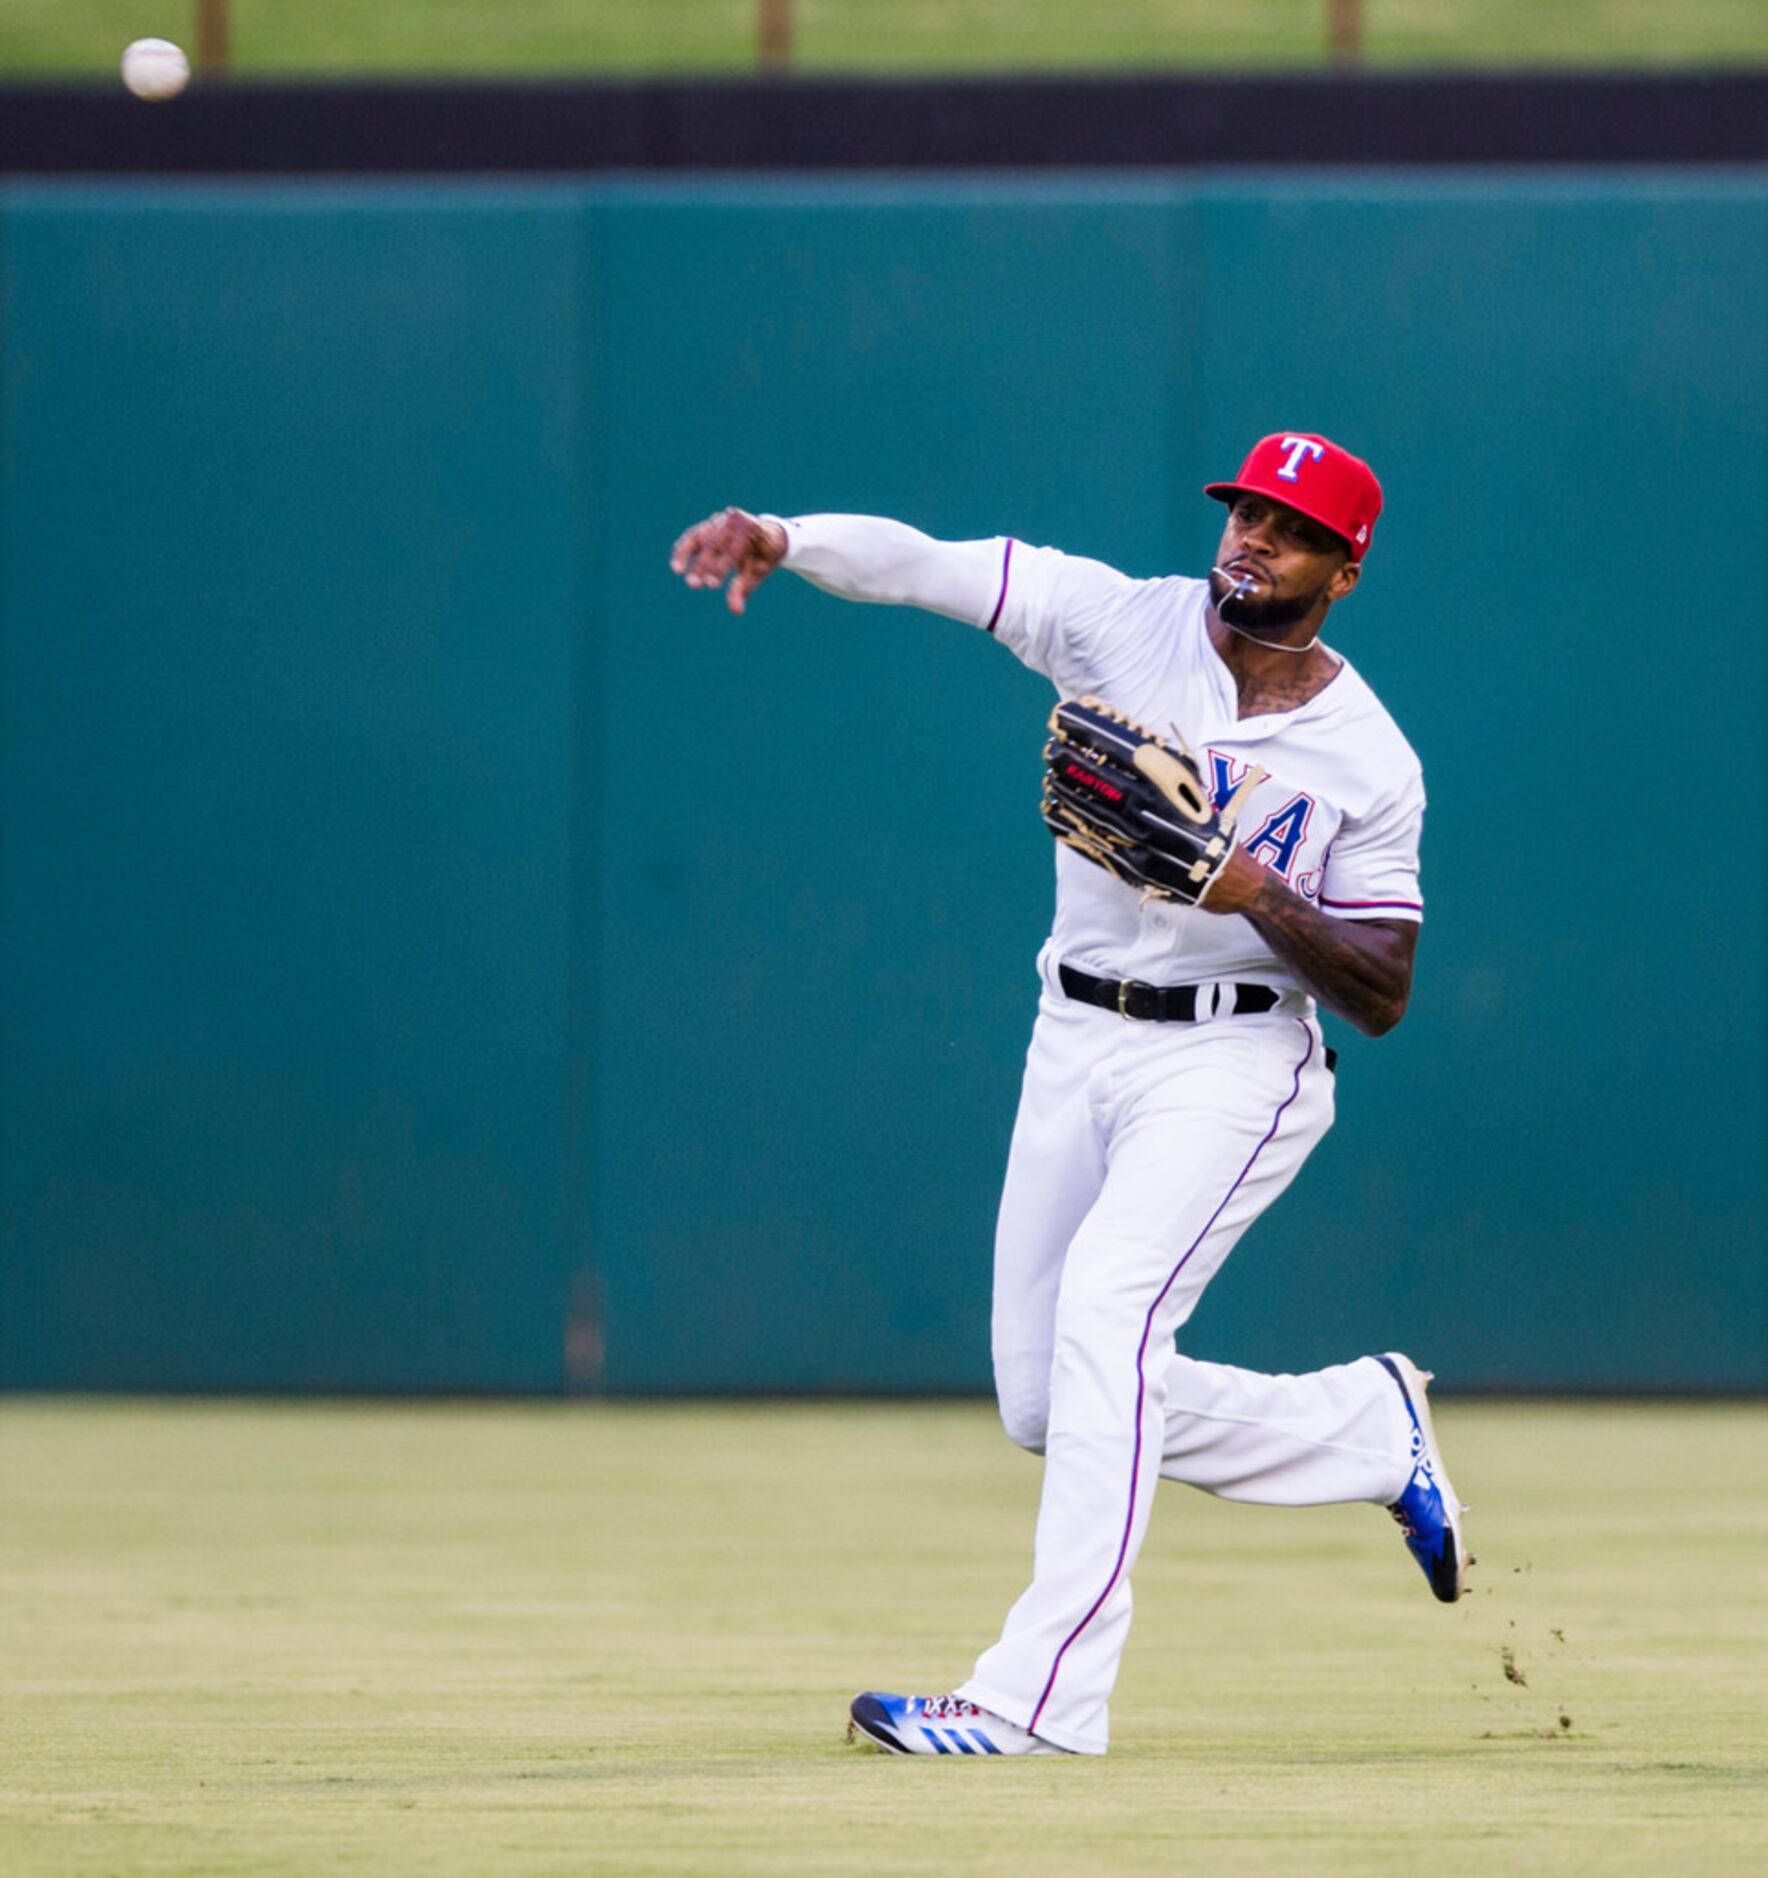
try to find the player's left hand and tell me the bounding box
[1042,697,1265,908]
[670,507,788,614]
[1190,845,1267,916]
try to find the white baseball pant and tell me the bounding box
[955,983,1416,1755]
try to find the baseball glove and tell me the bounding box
[1041,696,1265,905]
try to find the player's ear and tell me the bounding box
[1327,558,1361,603]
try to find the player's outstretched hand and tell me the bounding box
[670,507,788,615]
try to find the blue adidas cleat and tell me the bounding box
[1377,1352,1473,1603]
[847,1692,1068,1757]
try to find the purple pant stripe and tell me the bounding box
[1027,1020,1317,1738]
[985,538,1014,633]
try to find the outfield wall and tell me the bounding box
[1,173,1763,1393]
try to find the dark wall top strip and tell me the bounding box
[2,72,1764,174]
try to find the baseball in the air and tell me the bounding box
[121,38,191,102]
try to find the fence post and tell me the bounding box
[195,0,230,73]
[758,0,794,73]
[1327,0,1363,69]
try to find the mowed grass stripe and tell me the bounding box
[5,1,1767,77]
[1,1398,1765,1875]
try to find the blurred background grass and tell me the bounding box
[3,1,1766,78]
[2,1398,1765,1875]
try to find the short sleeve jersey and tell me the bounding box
[985,539,1426,994]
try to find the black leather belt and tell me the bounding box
[1058,963,1282,1023]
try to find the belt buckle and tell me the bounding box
[1117,978,1134,1018]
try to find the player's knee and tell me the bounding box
[993,1356,1051,1453]
[998,1398,1048,1454]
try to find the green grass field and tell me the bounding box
[4,1,1767,77]
[2,1398,1765,1875]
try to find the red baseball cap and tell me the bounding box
[1205,432,1383,561]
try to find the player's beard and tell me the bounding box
[1212,571,1329,639]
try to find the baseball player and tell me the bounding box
[671,433,1469,1758]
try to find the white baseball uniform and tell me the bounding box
[777,513,1428,1756]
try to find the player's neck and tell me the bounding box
[1208,612,1342,718]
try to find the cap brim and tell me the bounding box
[1203,479,1356,555]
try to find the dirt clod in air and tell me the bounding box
[1550,1627,1565,1644]
[1558,1710,1573,1730]
[1500,1646,1527,1686]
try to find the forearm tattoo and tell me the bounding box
[1244,876,1413,1036]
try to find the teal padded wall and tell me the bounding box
[0,187,585,1389]
[2,174,1763,1392]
